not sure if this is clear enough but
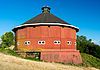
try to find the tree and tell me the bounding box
[77,35,88,53]
[1,32,14,48]
[77,35,100,59]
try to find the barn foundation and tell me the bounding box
[41,49,82,64]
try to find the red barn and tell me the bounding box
[13,6,82,64]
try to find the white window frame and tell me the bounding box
[38,40,45,45]
[24,41,31,45]
[67,41,72,45]
[17,42,20,46]
[54,40,61,44]
[75,42,77,45]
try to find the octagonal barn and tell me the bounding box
[13,6,82,64]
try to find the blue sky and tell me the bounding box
[0,0,100,45]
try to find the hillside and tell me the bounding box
[0,53,99,70]
[81,53,100,69]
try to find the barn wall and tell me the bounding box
[16,26,76,51]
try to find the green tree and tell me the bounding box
[77,35,87,53]
[77,35,100,59]
[1,32,15,48]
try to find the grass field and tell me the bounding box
[0,48,100,70]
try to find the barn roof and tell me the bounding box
[23,10,70,24]
[24,13,70,24]
[13,6,79,32]
[23,6,71,25]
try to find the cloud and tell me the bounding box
[92,40,100,46]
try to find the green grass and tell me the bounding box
[0,48,19,57]
[80,53,100,69]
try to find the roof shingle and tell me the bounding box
[23,13,70,25]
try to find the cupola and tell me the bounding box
[42,6,51,13]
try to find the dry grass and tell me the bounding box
[0,53,99,70]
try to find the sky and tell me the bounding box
[0,0,100,45]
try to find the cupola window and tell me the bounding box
[67,41,72,45]
[24,41,31,45]
[54,40,61,44]
[38,40,45,45]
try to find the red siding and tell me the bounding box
[49,26,61,38]
[16,26,77,51]
[40,26,49,37]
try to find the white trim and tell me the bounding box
[14,23,79,30]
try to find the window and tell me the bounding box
[24,41,30,45]
[75,42,77,45]
[67,41,72,45]
[54,40,61,44]
[17,42,20,46]
[38,40,45,45]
